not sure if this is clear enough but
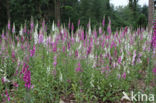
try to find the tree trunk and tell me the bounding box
[129,0,133,9]
[148,0,153,31]
[54,0,61,23]
[6,0,10,19]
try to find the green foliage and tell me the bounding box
[0,0,148,32]
[116,5,148,30]
[136,13,147,28]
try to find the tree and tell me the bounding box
[129,0,139,18]
[148,0,153,31]
[6,0,10,19]
[136,13,147,28]
[54,0,61,23]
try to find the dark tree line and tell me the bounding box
[0,0,148,32]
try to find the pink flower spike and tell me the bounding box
[118,56,122,64]
[62,45,66,52]
[31,85,34,89]
[99,27,102,34]
[53,56,57,67]
[132,50,136,65]
[13,82,19,87]
[122,72,126,79]
[153,67,156,75]
[30,18,34,32]
[71,23,74,31]
[8,96,10,101]
[107,18,112,35]
[75,62,81,72]
[8,20,11,30]
[12,50,16,59]
[5,89,10,101]
[1,77,4,84]
[38,34,44,44]
[30,44,36,57]
[102,17,105,27]
[75,50,78,57]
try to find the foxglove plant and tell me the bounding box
[23,69,31,89]
[75,62,81,72]
[12,23,15,34]
[8,20,11,30]
[0,18,155,102]
[153,67,156,75]
[102,17,105,27]
[19,25,23,36]
[23,23,27,34]
[5,89,10,101]
[122,72,126,79]
[107,18,111,35]
[153,20,156,49]
[30,18,34,33]
[53,55,57,68]
[30,44,36,57]
[38,29,44,44]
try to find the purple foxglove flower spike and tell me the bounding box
[8,20,11,30]
[30,19,34,33]
[153,67,156,75]
[118,56,122,64]
[38,29,44,44]
[152,22,156,48]
[23,24,27,34]
[94,29,97,39]
[122,72,126,79]
[102,17,105,27]
[53,42,57,52]
[53,56,57,67]
[12,23,15,34]
[71,23,74,31]
[99,27,102,34]
[75,62,81,72]
[1,77,4,84]
[5,89,10,101]
[23,70,31,88]
[75,49,78,57]
[132,50,136,65]
[30,44,36,57]
[12,50,16,59]
[107,18,112,35]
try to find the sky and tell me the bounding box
[110,0,148,7]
